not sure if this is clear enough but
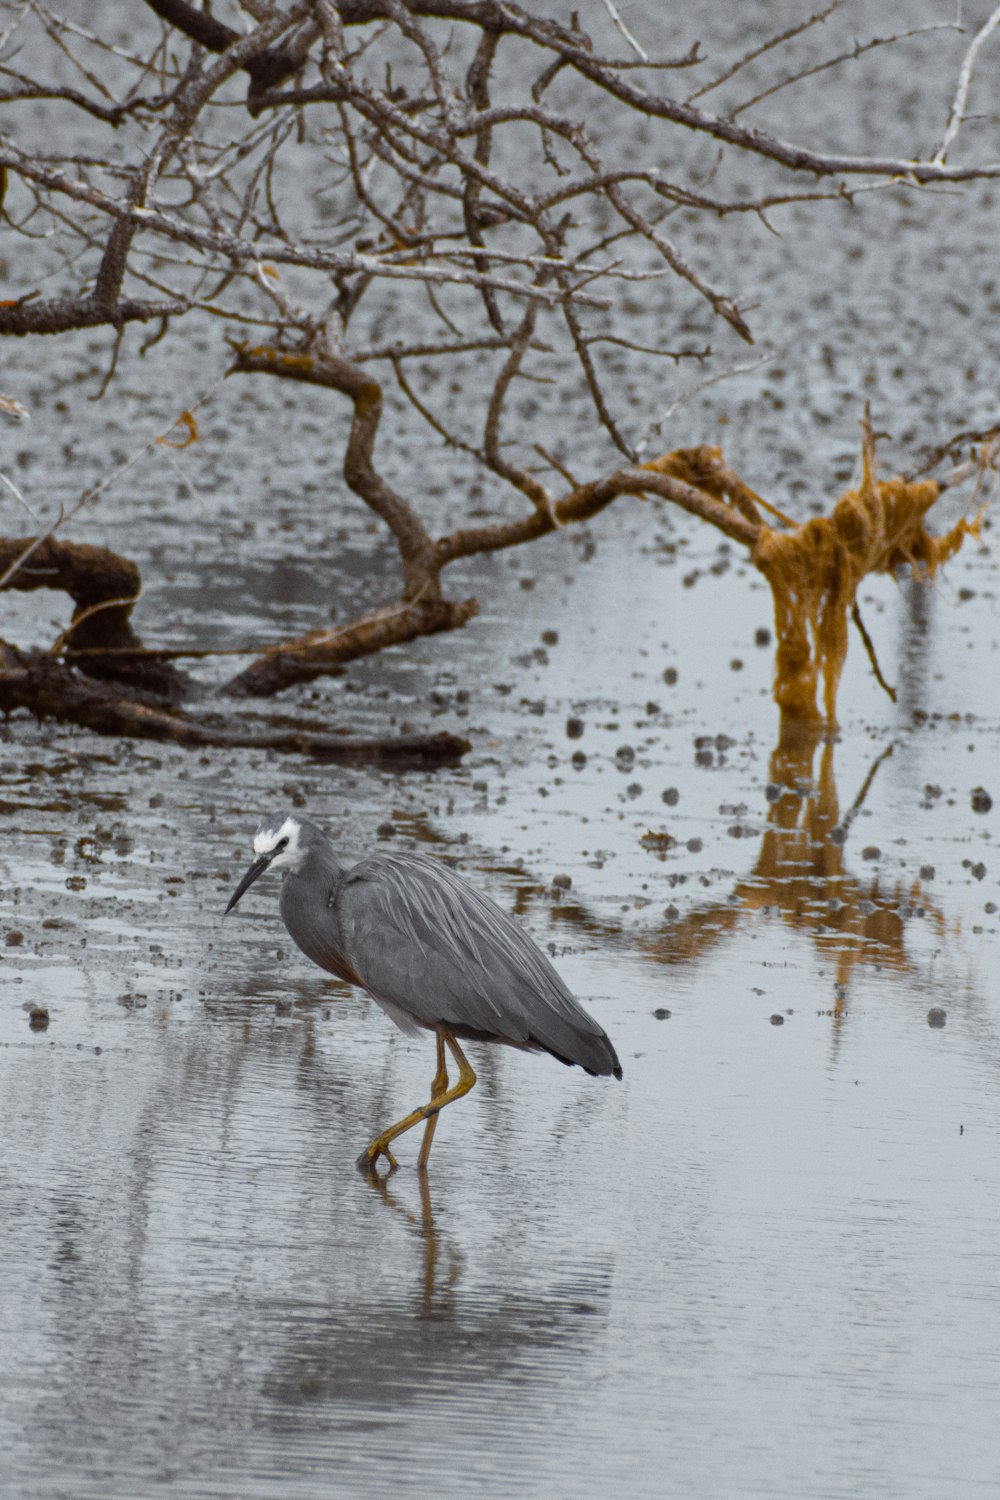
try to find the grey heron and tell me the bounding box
[225,811,622,1171]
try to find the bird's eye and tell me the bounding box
[276,836,289,852]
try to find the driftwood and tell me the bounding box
[1,417,993,744]
[0,646,468,762]
[0,535,184,700]
[218,354,995,725]
[0,534,470,758]
[2,9,998,740]
[224,344,758,696]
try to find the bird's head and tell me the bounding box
[225,811,310,913]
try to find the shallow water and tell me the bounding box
[3,535,998,1499]
[3,2,1000,1496]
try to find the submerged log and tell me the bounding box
[227,594,480,697]
[0,650,469,763]
[0,535,185,700]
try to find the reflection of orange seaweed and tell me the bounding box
[642,726,949,997]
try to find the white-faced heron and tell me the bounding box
[226,812,622,1171]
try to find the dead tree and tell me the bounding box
[1,2,999,743]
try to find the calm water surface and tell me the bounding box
[3,3,1000,1494]
[2,588,998,1499]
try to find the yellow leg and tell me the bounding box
[417,1034,449,1170]
[357,1031,476,1173]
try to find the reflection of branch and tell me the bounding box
[492,734,947,1007]
[835,739,894,840]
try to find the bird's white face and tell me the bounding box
[253,815,306,872]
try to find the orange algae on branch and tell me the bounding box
[156,410,199,449]
[642,444,785,524]
[752,428,983,725]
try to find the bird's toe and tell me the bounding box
[356,1141,399,1175]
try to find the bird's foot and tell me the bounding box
[356,1139,399,1175]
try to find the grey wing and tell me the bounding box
[336,852,621,1078]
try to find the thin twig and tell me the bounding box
[728,22,963,121]
[635,353,777,456]
[933,3,1000,163]
[687,2,842,103]
[598,0,648,63]
[851,602,896,702]
[0,375,227,593]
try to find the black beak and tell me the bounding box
[225,850,277,914]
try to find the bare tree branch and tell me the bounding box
[933,3,1000,164]
[1,0,998,736]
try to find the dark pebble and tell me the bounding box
[661,788,679,806]
[29,1006,49,1031]
[566,716,585,739]
[653,1007,672,1020]
[927,1007,947,1028]
[5,930,24,946]
[755,627,771,647]
[971,787,992,813]
[770,1014,785,1026]
[663,667,678,686]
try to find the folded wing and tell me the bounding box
[336,851,621,1078]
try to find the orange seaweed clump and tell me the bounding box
[752,425,982,724]
[642,443,794,525]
